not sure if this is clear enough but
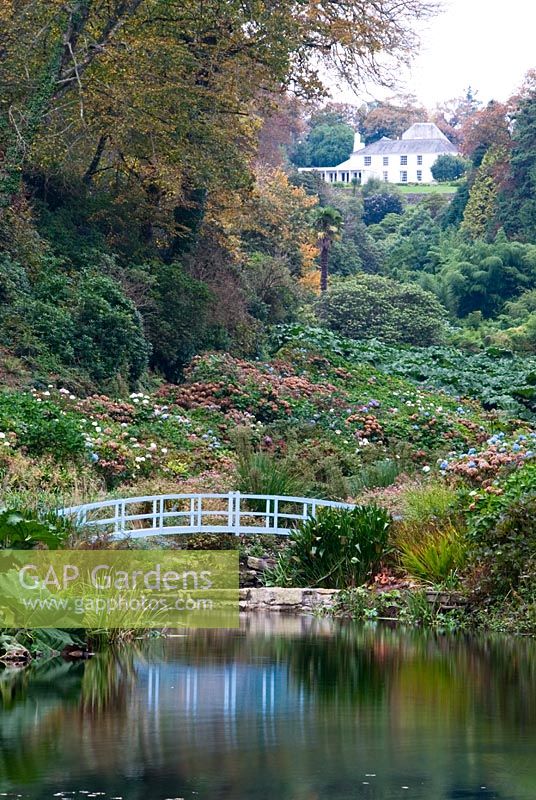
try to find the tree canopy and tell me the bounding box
[431,155,470,183]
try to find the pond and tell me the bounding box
[0,615,535,799]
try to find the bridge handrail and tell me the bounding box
[59,492,355,539]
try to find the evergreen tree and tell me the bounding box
[498,90,536,242]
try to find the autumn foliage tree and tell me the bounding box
[360,96,427,143]
[0,0,438,384]
[459,101,512,166]
[0,0,437,211]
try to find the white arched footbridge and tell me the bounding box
[59,493,355,540]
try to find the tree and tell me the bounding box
[313,207,343,292]
[431,155,470,182]
[376,205,442,277]
[459,101,511,166]
[363,190,404,224]
[317,275,446,345]
[290,119,355,168]
[0,0,439,383]
[256,96,307,169]
[433,87,482,147]
[0,0,437,211]
[147,263,212,381]
[497,88,536,242]
[325,192,384,275]
[308,124,355,167]
[360,97,427,144]
[313,102,368,130]
[233,169,319,276]
[441,181,470,229]
[461,147,507,239]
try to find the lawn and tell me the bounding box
[397,182,458,194]
[332,182,459,195]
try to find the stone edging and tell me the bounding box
[238,587,467,615]
[239,587,339,614]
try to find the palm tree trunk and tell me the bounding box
[320,239,329,292]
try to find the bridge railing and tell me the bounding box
[59,493,355,540]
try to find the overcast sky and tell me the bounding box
[331,0,536,109]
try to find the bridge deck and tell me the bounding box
[59,492,355,539]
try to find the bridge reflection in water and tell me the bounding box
[143,660,309,750]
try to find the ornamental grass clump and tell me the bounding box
[267,505,391,589]
[397,524,468,587]
[401,482,461,525]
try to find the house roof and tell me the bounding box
[402,122,450,141]
[355,136,458,156]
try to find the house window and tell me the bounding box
[383,156,389,166]
[364,156,372,166]
[383,171,389,182]
[400,155,408,165]
[417,155,423,165]
[417,170,423,182]
[400,171,408,183]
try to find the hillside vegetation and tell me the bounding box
[1,5,536,638]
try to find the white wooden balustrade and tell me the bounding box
[59,492,355,539]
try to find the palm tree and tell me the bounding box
[313,206,342,292]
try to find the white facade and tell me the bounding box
[298,123,458,186]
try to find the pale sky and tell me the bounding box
[332,0,536,109]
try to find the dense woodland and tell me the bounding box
[1,1,536,639]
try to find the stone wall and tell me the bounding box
[239,587,340,614]
[238,586,467,615]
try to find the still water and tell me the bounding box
[0,615,535,800]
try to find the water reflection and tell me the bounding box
[0,617,535,799]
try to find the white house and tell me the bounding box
[299,123,458,185]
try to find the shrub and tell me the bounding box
[0,261,150,387]
[397,524,467,586]
[73,274,150,384]
[0,507,73,549]
[0,393,86,459]
[267,505,391,589]
[317,275,447,346]
[468,463,536,599]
